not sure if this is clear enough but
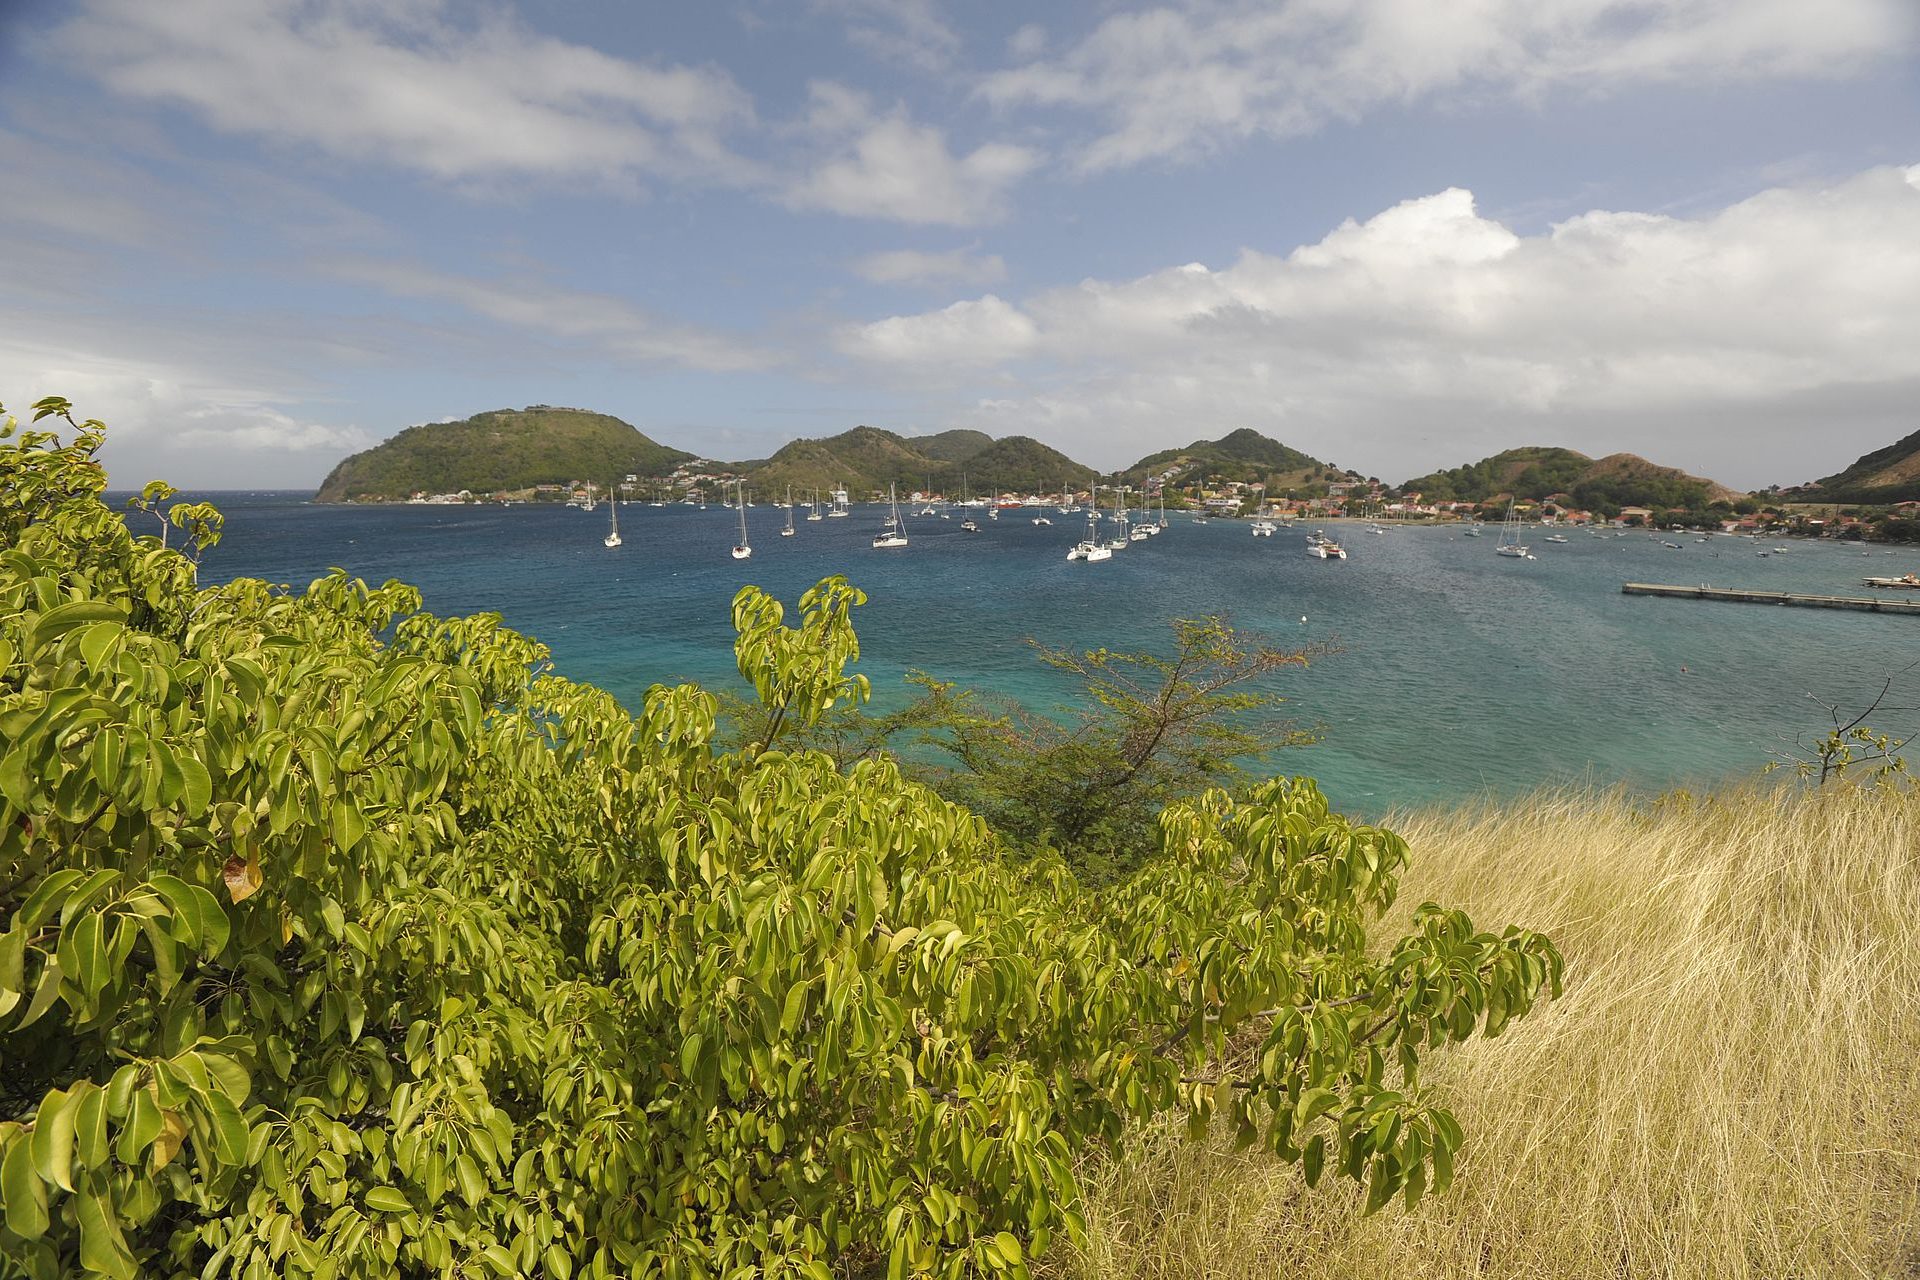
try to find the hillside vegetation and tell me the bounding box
[1061,784,1920,1280]
[313,406,691,501]
[746,425,1098,498]
[1125,428,1330,489]
[1402,446,1742,511]
[1807,426,1920,503]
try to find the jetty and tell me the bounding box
[1622,583,1920,615]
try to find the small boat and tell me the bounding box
[1250,520,1277,537]
[730,482,751,559]
[960,518,981,533]
[781,487,796,537]
[1032,516,1052,526]
[1305,532,1348,560]
[872,485,909,549]
[1544,533,1569,544]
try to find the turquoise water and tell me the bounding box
[192,496,1919,815]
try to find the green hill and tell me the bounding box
[315,407,692,502]
[1401,447,1742,511]
[743,426,1095,499]
[1803,427,1920,503]
[1123,428,1331,489]
[910,429,995,463]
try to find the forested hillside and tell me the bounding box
[315,407,691,501]
[745,425,1097,497]
[1402,446,1742,512]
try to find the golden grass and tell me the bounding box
[1055,784,1920,1280]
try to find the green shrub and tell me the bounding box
[1,400,1560,1279]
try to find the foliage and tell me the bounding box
[3,400,1561,1279]
[898,623,1326,882]
[1770,662,1917,787]
[314,407,692,502]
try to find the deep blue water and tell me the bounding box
[186,494,1920,815]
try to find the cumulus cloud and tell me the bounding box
[838,294,1037,366]
[51,0,764,188]
[2,335,378,488]
[835,165,1920,486]
[982,0,1920,172]
[851,246,1008,285]
[785,83,1041,226]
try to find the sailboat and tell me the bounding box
[781,486,796,537]
[1496,500,1533,560]
[1067,507,1112,562]
[806,490,823,521]
[1130,490,1152,541]
[828,485,849,517]
[730,482,752,559]
[1097,483,1124,550]
[603,483,622,548]
[872,484,908,549]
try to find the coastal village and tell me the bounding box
[401,466,1920,543]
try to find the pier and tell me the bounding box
[1622,583,1920,615]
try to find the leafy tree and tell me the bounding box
[898,623,1325,882]
[2,400,1562,1279]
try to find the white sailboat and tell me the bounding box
[781,487,796,537]
[1496,500,1533,559]
[603,483,622,548]
[1067,508,1111,562]
[872,484,909,549]
[828,485,849,517]
[806,490,823,521]
[730,482,751,559]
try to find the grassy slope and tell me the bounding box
[1055,784,1920,1280]
[1811,427,1920,502]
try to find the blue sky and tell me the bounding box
[2,0,1917,489]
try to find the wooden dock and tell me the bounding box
[1622,583,1920,615]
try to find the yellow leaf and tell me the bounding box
[221,853,261,904]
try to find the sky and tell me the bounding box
[2,0,1917,491]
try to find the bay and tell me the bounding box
[190,494,1920,814]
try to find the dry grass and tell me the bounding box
[1056,783,1920,1280]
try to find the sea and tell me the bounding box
[183,495,1920,817]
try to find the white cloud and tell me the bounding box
[851,246,1008,285]
[1006,24,1047,60]
[838,295,1038,366]
[332,261,774,373]
[2,336,377,488]
[981,0,1920,172]
[51,0,764,188]
[834,165,1920,486]
[786,83,1041,226]
[827,0,963,72]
